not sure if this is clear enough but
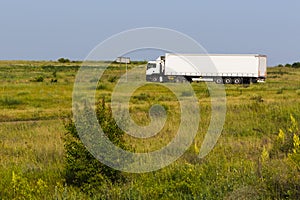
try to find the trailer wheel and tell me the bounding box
[175,76,181,83]
[251,78,258,83]
[243,78,250,84]
[233,78,241,84]
[215,78,223,84]
[224,78,232,84]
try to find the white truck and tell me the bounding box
[146,53,267,84]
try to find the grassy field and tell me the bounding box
[0,61,299,199]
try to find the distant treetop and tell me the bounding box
[276,62,300,68]
[57,58,70,63]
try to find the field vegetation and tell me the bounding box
[0,60,299,199]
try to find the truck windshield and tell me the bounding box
[147,63,156,70]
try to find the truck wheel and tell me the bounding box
[215,78,223,84]
[151,76,158,82]
[233,78,241,84]
[224,78,232,84]
[181,77,188,83]
[175,76,181,83]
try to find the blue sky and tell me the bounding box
[0,0,299,66]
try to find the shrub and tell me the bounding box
[250,95,264,103]
[0,96,22,106]
[133,93,150,101]
[50,78,57,83]
[255,115,300,199]
[10,171,49,199]
[96,83,107,90]
[64,97,129,195]
[11,171,33,200]
[261,159,300,199]
[271,115,299,158]
[31,75,44,82]
[108,76,117,83]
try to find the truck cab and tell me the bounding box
[146,56,165,82]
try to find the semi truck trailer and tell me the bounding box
[146,54,267,84]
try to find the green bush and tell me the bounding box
[261,159,300,199]
[50,78,57,83]
[96,83,107,90]
[31,75,44,82]
[0,96,22,106]
[10,171,49,200]
[108,76,117,83]
[64,97,128,195]
[263,115,300,199]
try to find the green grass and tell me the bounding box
[0,61,300,199]
[0,120,66,199]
